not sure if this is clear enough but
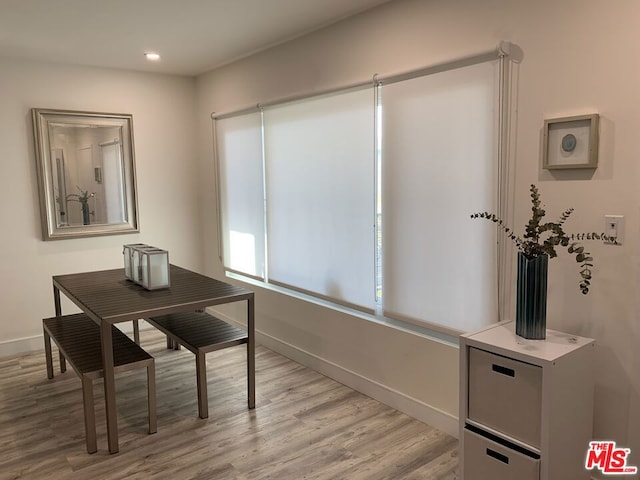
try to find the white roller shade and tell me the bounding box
[216,112,265,279]
[381,61,499,332]
[264,88,375,311]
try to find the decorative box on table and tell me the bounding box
[123,243,170,290]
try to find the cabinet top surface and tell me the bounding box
[461,321,594,362]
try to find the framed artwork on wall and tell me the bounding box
[542,113,599,170]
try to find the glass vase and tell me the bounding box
[516,252,548,340]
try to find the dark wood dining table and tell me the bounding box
[52,264,255,453]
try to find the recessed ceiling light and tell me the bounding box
[145,52,160,61]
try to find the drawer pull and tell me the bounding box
[492,363,515,377]
[486,448,510,464]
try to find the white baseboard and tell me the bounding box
[0,335,44,359]
[209,308,459,439]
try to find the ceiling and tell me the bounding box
[0,0,392,76]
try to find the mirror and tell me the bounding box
[32,109,139,240]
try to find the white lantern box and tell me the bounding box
[123,244,170,290]
[123,243,146,281]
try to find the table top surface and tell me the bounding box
[53,264,253,324]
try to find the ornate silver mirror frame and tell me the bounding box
[32,108,139,240]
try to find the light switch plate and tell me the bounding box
[604,215,624,245]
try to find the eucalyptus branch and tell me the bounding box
[66,186,95,204]
[469,212,526,250]
[471,184,615,294]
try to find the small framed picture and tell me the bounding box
[543,114,599,169]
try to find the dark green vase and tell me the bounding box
[516,252,548,340]
[81,200,91,225]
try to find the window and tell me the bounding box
[215,52,514,333]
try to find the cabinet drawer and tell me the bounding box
[468,347,542,448]
[463,427,540,480]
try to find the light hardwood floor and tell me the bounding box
[0,328,458,479]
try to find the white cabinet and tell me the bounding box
[459,321,594,480]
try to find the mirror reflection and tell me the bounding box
[32,109,139,240]
[49,124,126,226]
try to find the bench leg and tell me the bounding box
[43,327,54,379]
[147,362,157,434]
[133,319,140,345]
[166,335,180,350]
[247,295,256,409]
[81,376,97,454]
[59,350,67,373]
[195,352,208,419]
[247,340,255,409]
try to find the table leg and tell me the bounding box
[100,321,119,453]
[53,286,61,317]
[133,319,140,345]
[247,295,255,409]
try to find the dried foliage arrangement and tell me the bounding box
[471,184,614,294]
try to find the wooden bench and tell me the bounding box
[146,311,248,419]
[42,313,157,454]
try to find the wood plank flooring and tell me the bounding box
[0,328,458,479]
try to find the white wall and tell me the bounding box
[0,58,201,354]
[196,0,640,452]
